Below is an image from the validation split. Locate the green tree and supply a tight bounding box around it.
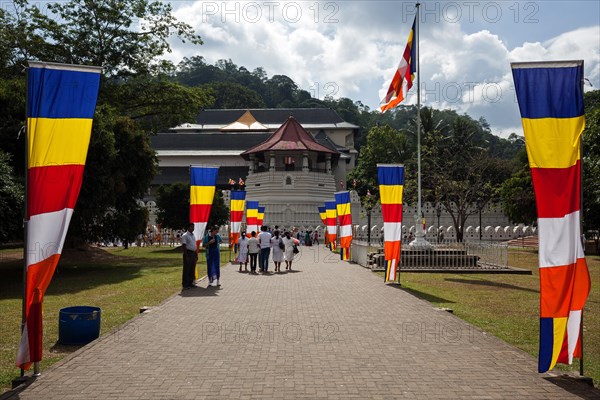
[204,82,265,109]
[19,0,202,76]
[207,190,229,229]
[424,115,512,241]
[583,90,600,253]
[0,150,24,243]
[349,125,409,204]
[499,149,536,224]
[156,182,189,230]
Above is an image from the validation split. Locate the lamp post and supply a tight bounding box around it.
[367,206,372,246]
[436,204,442,243]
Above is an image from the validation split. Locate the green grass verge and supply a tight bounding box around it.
[0,245,228,392]
[379,248,600,387]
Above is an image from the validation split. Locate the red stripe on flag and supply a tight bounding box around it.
[338,214,352,226]
[27,165,85,217]
[531,161,581,218]
[539,258,590,317]
[381,203,403,222]
[230,211,244,221]
[246,217,258,225]
[190,204,212,222]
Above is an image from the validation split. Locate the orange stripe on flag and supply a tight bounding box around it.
[539,258,590,317]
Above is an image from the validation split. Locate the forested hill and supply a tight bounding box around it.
[173,56,524,160]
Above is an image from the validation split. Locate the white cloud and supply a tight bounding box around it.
[166,2,599,138]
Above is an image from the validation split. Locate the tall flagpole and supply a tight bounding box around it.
[410,2,431,248]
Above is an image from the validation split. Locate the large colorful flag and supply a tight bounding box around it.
[379,16,416,112]
[335,191,352,260]
[190,166,219,248]
[229,190,246,248]
[325,201,337,251]
[258,205,265,227]
[246,201,259,236]
[512,60,591,373]
[17,62,102,370]
[377,164,405,283]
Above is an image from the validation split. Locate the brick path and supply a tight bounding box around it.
[6,246,599,399]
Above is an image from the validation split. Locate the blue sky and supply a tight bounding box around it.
[166,1,600,137]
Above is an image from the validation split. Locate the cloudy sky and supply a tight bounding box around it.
[165,1,600,138]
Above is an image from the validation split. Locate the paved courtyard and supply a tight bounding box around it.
[6,246,599,399]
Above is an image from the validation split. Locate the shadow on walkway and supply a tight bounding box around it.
[179,287,220,297]
[393,286,455,305]
[544,376,600,400]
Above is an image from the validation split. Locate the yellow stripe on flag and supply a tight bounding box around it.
[27,118,93,167]
[326,209,336,219]
[550,317,568,370]
[190,186,216,205]
[230,199,245,211]
[247,209,258,218]
[522,116,584,169]
[379,185,404,204]
[336,203,351,216]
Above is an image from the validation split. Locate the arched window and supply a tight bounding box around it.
[285,176,292,185]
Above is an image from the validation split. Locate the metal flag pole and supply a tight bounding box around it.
[20,66,29,379]
[410,2,430,249]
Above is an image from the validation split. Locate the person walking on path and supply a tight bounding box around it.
[258,226,272,273]
[247,231,259,274]
[270,230,284,272]
[181,223,198,290]
[282,231,299,271]
[312,230,319,245]
[237,232,249,272]
[203,225,222,286]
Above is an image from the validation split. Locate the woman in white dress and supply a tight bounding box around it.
[270,230,284,272]
[282,231,300,271]
[237,233,249,272]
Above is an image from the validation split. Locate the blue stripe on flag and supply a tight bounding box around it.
[246,201,259,210]
[325,201,336,210]
[512,66,584,119]
[190,166,219,186]
[27,67,101,119]
[538,317,554,373]
[377,165,405,186]
[335,191,351,205]
[230,190,246,200]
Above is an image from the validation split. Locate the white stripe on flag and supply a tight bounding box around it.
[567,309,582,364]
[327,225,336,234]
[538,210,584,268]
[339,225,352,238]
[194,222,208,243]
[231,222,241,232]
[26,208,73,267]
[383,222,402,242]
[247,225,258,234]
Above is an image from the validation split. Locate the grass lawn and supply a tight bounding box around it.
[382,247,600,387]
[0,245,228,393]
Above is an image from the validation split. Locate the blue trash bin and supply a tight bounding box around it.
[58,306,101,345]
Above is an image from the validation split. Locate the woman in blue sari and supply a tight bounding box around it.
[203,226,222,286]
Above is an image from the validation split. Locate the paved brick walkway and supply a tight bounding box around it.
[6,246,599,399]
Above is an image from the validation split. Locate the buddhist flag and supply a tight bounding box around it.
[318,206,328,246]
[258,205,265,227]
[377,164,404,283]
[335,191,352,260]
[379,16,416,112]
[246,201,259,236]
[190,165,219,249]
[229,190,246,248]
[511,60,591,373]
[325,201,337,251]
[17,62,102,370]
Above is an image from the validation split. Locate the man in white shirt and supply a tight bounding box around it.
[181,223,198,289]
[257,226,272,273]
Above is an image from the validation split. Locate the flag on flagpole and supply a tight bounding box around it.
[229,190,246,248]
[511,60,590,373]
[246,201,259,236]
[228,178,235,185]
[325,201,337,251]
[17,61,102,370]
[318,205,328,246]
[257,206,265,227]
[239,177,245,186]
[189,166,219,279]
[377,164,405,283]
[379,16,416,112]
[335,191,352,260]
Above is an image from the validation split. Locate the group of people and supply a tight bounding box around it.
[235,226,300,273]
[181,223,223,289]
[181,223,309,290]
